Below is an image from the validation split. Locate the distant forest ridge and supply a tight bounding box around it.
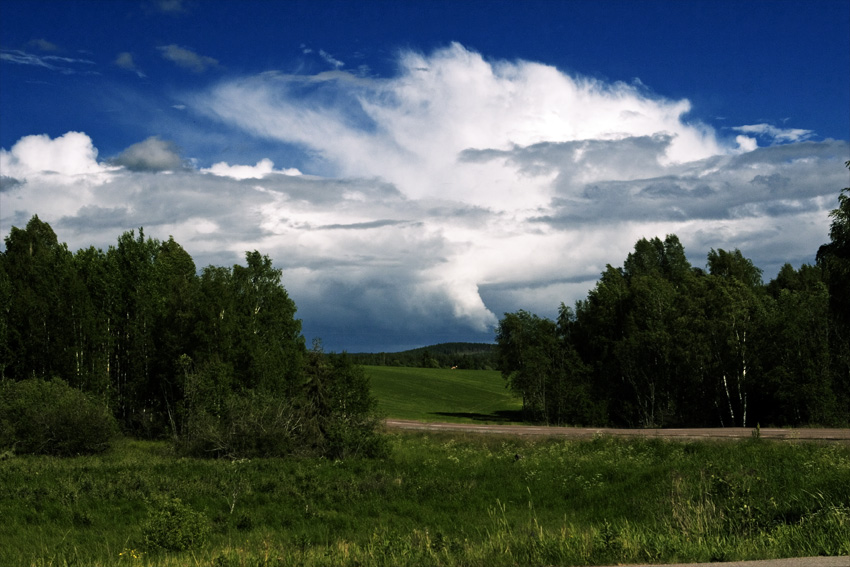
[347,342,497,370]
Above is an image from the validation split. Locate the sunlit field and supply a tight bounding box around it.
[365,365,523,423]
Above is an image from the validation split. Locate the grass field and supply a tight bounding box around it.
[1,434,848,566]
[3,367,849,566]
[364,366,523,423]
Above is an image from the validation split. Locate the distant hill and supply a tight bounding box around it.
[348,342,497,370]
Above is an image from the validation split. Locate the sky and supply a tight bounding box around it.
[1,0,849,352]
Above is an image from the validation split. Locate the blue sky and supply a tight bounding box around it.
[2,0,849,351]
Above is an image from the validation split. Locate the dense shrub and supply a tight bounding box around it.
[177,351,387,459]
[179,390,301,459]
[0,378,119,456]
[142,496,210,551]
[302,352,388,459]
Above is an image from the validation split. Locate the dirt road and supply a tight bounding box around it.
[598,558,849,567]
[384,419,850,442]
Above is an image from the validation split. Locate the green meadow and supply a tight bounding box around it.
[2,366,849,566]
[2,432,849,566]
[364,365,523,423]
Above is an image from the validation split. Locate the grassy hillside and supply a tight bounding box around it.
[365,365,522,423]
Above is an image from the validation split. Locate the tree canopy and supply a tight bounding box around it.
[498,171,850,428]
[0,219,384,458]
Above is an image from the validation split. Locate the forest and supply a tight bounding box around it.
[348,342,497,370]
[497,168,850,428]
[0,219,384,458]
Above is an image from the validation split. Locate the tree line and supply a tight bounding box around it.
[497,167,850,428]
[349,343,496,370]
[0,218,384,458]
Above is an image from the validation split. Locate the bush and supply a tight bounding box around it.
[142,496,210,551]
[303,352,388,459]
[179,390,301,459]
[0,378,119,456]
[177,350,387,459]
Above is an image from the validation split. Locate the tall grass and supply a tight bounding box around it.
[1,434,848,566]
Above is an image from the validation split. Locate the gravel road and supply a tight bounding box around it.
[597,557,849,567]
[596,557,850,567]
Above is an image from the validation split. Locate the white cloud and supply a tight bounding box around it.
[0,49,96,74]
[198,43,721,209]
[319,49,344,69]
[2,43,847,350]
[0,131,112,181]
[736,135,758,152]
[732,123,814,144]
[201,158,302,179]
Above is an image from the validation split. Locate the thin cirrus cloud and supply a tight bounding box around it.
[0,49,96,75]
[732,123,815,144]
[157,44,219,73]
[115,52,146,78]
[1,43,847,350]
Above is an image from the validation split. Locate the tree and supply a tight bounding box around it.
[496,310,556,422]
[150,237,198,433]
[230,251,304,393]
[816,160,850,424]
[1,216,76,382]
[759,268,834,425]
[701,250,766,427]
[106,228,161,432]
[301,344,387,458]
[1,216,386,454]
[614,273,680,426]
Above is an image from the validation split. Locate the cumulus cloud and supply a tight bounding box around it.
[109,136,186,171]
[0,131,110,180]
[197,43,721,210]
[2,44,847,351]
[158,44,219,73]
[202,158,301,179]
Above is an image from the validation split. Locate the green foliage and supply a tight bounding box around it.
[179,388,301,459]
[1,217,384,458]
[0,377,119,456]
[178,348,386,459]
[496,309,599,425]
[142,496,211,551]
[302,348,388,459]
[501,205,850,427]
[816,161,850,424]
